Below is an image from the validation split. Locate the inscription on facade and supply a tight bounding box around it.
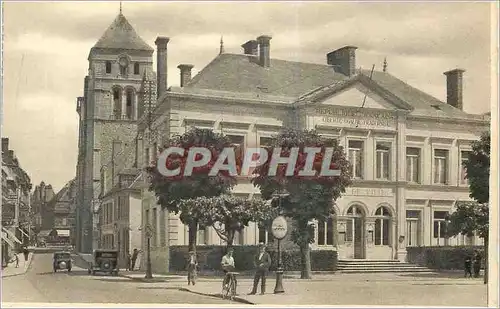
[345,188,394,197]
[315,108,395,128]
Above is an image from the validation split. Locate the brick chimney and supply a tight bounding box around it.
[327,46,358,77]
[2,138,9,154]
[155,37,170,98]
[177,64,194,87]
[443,69,465,110]
[242,40,258,56]
[257,35,272,67]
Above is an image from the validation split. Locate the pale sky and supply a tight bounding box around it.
[1,1,494,192]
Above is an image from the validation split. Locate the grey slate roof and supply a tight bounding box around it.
[185,53,486,121]
[93,13,153,51]
[186,53,348,97]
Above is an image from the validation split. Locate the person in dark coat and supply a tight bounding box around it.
[130,248,139,271]
[186,251,198,286]
[473,250,482,278]
[22,246,29,261]
[249,243,272,295]
[464,255,473,278]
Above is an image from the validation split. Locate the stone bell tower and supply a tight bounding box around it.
[75,12,155,253]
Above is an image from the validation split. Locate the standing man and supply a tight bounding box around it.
[130,248,139,271]
[464,254,473,278]
[249,243,271,295]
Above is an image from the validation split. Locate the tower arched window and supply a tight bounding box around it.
[374,206,391,246]
[105,61,112,74]
[125,88,135,120]
[112,87,122,119]
[134,63,140,75]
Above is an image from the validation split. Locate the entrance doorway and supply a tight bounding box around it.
[346,205,365,259]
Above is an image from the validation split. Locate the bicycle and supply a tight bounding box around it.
[221,271,239,300]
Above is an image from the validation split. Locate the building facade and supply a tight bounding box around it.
[99,168,143,268]
[1,137,32,266]
[74,12,156,253]
[139,37,489,262]
[31,182,56,234]
[78,13,490,265]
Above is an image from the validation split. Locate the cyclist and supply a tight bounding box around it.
[220,247,237,292]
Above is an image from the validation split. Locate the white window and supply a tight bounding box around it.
[197,224,209,245]
[258,225,274,244]
[375,142,391,180]
[433,149,448,184]
[62,218,67,226]
[374,207,391,246]
[317,217,335,246]
[433,211,448,246]
[348,140,364,179]
[460,151,471,185]
[406,210,421,247]
[406,148,420,183]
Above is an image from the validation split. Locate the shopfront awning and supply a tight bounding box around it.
[2,227,21,244]
[1,231,15,248]
[1,165,15,181]
[56,229,70,237]
[37,230,52,237]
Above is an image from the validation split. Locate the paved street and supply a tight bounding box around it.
[123,271,487,306]
[1,253,233,305]
[1,252,488,306]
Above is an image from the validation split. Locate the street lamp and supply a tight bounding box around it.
[271,190,289,294]
[145,224,153,279]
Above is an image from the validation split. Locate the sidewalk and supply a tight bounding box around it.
[119,270,486,306]
[1,253,34,278]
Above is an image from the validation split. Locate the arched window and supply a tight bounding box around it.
[105,61,112,74]
[125,88,135,119]
[112,87,122,119]
[134,63,140,75]
[375,206,391,246]
[346,205,364,242]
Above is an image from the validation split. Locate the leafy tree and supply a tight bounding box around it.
[146,127,238,252]
[252,128,352,279]
[179,194,278,248]
[447,131,490,283]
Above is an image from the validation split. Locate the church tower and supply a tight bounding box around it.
[75,12,157,253]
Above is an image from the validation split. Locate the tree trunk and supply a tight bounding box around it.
[484,236,488,284]
[227,229,234,248]
[188,221,198,253]
[299,243,312,279]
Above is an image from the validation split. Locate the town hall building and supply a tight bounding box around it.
[75,12,490,271]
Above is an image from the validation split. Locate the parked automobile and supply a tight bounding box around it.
[53,251,72,272]
[87,249,119,276]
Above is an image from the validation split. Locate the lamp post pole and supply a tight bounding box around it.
[271,190,289,294]
[145,224,153,279]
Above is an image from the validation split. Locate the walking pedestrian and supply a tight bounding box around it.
[130,248,139,271]
[464,255,473,278]
[249,243,271,295]
[186,251,198,286]
[22,246,29,261]
[473,250,482,278]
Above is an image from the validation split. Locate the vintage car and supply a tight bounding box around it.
[53,251,72,272]
[87,249,119,276]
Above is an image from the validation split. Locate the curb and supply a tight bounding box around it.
[179,288,255,305]
[1,253,34,278]
[117,274,255,304]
